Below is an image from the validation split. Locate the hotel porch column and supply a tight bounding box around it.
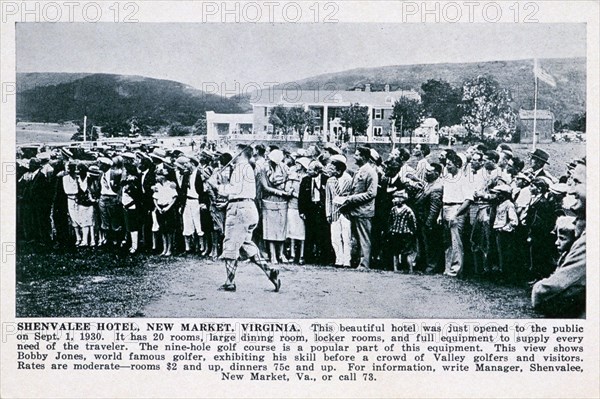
[322,106,329,141]
[367,106,373,141]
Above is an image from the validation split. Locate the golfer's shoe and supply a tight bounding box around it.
[269,269,281,292]
[218,283,236,292]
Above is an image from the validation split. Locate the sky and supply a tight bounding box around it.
[17,23,586,93]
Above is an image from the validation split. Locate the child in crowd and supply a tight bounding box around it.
[492,184,519,282]
[153,170,179,256]
[387,190,417,273]
[553,216,578,268]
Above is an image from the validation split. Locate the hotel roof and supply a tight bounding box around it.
[519,109,555,120]
[249,88,421,107]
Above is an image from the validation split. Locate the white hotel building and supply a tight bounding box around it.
[206,84,439,144]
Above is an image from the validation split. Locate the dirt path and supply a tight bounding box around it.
[15,246,539,318]
[141,257,539,319]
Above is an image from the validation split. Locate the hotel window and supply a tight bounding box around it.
[264,107,270,117]
[373,126,383,136]
[374,108,382,120]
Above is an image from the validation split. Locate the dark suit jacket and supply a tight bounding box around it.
[413,180,443,228]
[179,169,205,207]
[298,174,328,218]
[27,170,49,204]
[140,168,156,212]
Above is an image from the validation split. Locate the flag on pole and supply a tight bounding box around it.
[533,59,557,87]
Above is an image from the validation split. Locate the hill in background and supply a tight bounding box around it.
[16,73,245,129]
[17,72,93,92]
[283,58,585,123]
[17,57,586,133]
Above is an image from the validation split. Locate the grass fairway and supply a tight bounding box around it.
[16,122,76,144]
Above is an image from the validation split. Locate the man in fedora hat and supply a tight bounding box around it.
[413,162,444,274]
[23,158,51,244]
[338,146,379,270]
[526,148,556,183]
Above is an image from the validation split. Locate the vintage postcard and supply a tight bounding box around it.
[1,1,598,398]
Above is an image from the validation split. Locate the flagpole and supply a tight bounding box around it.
[532,59,538,151]
[83,115,87,142]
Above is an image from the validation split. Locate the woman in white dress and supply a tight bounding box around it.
[76,163,96,247]
[259,150,291,264]
[285,157,310,263]
[62,162,81,245]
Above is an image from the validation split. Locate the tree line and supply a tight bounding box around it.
[64,74,584,142]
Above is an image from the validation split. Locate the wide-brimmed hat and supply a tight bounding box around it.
[175,156,190,169]
[268,149,284,164]
[369,148,381,163]
[98,157,113,167]
[330,154,347,165]
[88,165,102,177]
[36,152,51,161]
[549,183,568,195]
[150,148,168,162]
[295,157,311,170]
[187,155,199,166]
[122,152,136,161]
[324,143,343,155]
[529,148,550,164]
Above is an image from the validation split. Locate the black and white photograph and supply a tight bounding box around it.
[13,20,588,319]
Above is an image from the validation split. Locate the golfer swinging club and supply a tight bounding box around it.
[213,144,281,292]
